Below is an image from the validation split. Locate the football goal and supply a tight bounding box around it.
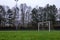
[38,21,50,32]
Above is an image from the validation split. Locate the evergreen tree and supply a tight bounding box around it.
[31,8,38,27]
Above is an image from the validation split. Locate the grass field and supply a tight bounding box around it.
[0,31,60,40]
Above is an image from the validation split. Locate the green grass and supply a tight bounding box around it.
[0,31,60,40]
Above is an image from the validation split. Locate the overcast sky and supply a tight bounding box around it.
[0,0,60,9]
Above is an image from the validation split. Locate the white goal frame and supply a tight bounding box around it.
[38,21,50,32]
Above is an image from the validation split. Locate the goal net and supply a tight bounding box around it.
[38,21,50,32]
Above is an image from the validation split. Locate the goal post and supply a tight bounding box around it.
[38,21,51,32]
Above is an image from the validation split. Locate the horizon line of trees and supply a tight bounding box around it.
[0,3,60,30]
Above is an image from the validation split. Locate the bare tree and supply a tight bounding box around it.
[0,5,6,27]
[20,4,25,27]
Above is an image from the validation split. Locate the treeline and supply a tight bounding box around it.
[0,4,60,30]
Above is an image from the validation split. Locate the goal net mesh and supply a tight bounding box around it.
[38,21,50,32]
